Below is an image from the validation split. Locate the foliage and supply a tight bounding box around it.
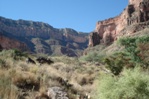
[103,36,149,75]
[103,52,134,75]
[118,36,149,65]
[11,49,28,60]
[94,67,149,99]
[0,52,101,99]
[0,70,19,99]
[0,59,7,69]
[137,43,149,66]
[0,49,28,60]
[80,51,105,62]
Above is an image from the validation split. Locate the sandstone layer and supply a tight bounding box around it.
[88,0,149,47]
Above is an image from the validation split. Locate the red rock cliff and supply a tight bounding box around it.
[0,35,29,51]
[88,0,149,47]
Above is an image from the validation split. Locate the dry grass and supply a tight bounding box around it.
[0,50,102,99]
[0,69,19,99]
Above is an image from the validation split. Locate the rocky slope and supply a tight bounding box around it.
[0,16,88,56]
[0,34,28,51]
[88,0,149,47]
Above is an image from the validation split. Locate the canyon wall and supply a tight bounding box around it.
[88,0,149,47]
[0,17,88,56]
[0,34,28,51]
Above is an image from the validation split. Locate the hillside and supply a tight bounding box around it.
[0,0,149,99]
[0,49,103,99]
[0,16,89,57]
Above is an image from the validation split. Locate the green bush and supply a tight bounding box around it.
[94,67,149,99]
[118,36,149,65]
[103,52,134,75]
[11,49,28,60]
[0,49,28,60]
[137,43,149,66]
[80,52,105,62]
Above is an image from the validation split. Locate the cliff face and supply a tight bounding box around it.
[0,33,28,51]
[89,11,127,47]
[129,0,142,7]
[0,17,88,56]
[89,0,149,47]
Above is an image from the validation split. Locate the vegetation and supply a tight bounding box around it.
[118,36,149,66]
[102,36,149,75]
[80,44,106,63]
[11,49,28,60]
[0,70,19,99]
[92,36,149,99]
[0,49,101,99]
[0,49,28,60]
[80,51,105,63]
[94,67,149,99]
[0,59,7,69]
[0,35,149,99]
[137,43,149,66]
[103,52,133,75]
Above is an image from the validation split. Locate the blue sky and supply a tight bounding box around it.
[0,0,128,32]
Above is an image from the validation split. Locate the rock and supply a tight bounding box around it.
[26,57,36,64]
[88,32,101,47]
[36,57,54,65]
[47,87,68,99]
[0,34,29,51]
[88,0,149,47]
[0,17,88,57]
[90,16,122,47]
[60,47,77,57]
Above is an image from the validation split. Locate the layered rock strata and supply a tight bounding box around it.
[0,17,88,56]
[88,0,149,47]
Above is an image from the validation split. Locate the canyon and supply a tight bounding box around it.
[0,16,88,57]
[0,0,149,57]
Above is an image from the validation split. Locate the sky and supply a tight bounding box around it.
[0,0,128,32]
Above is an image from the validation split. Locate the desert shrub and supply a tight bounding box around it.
[0,70,19,99]
[0,49,28,60]
[77,75,95,86]
[118,36,149,65]
[0,50,13,58]
[12,71,40,91]
[80,51,105,62]
[103,36,149,75]
[0,59,8,69]
[94,67,149,99]
[11,49,28,60]
[103,52,134,75]
[137,43,149,66]
[53,55,75,63]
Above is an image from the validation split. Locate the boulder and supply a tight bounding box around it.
[36,57,54,65]
[47,87,68,99]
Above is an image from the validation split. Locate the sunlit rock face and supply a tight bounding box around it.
[88,12,127,47]
[88,0,149,47]
[129,0,142,7]
[0,17,89,57]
